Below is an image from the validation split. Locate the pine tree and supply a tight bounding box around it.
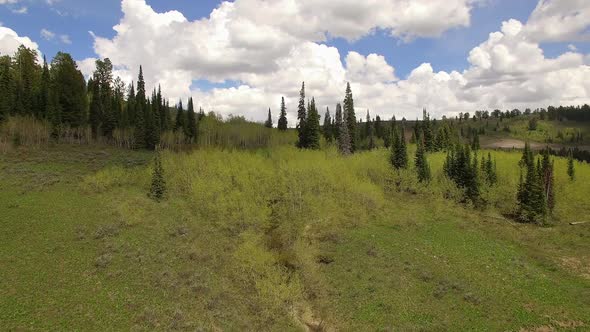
[323,107,332,142]
[0,55,14,122]
[148,152,166,201]
[540,148,555,213]
[186,97,197,142]
[567,149,575,180]
[37,56,50,119]
[127,81,136,126]
[305,98,321,150]
[374,115,383,139]
[444,144,480,204]
[415,137,431,182]
[134,66,147,149]
[517,147,547,224]
[334,103,343,141]
[343,82,356,151]
[296,82,307,148]
[338,111,352,155]
[49,52,86,127]
[277,97,288,131]
[367,118,375,150]
[174,100,186,133]
[421,109,434,151]
[265,108,273,128]
[390,125,408,170]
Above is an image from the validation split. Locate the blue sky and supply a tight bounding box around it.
[2,0,585,81]
[1,0,589,121]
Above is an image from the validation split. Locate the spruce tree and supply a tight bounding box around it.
[277,97,288,131]
[186,97,197,142]
[127,81,136,126]
[133,66,147,149]
[305,98,321,150]
[149,152,166,201]
[334,103,343,141]
[0,55,14,122]
[265,108,273,128]
[367,119,375,150]
[338,111,352,155]
[415,137,431,182]
[37,56,50,119]
[296,82,307,148]
[343,82,356,151]
[323,107,332,142]
[567,149,575,180]
[421,109,434,151]
[390,125,408,170]
[517,147,547,224]
[89,78,102,137]
[174,100,186,133]
[49,52,86,127]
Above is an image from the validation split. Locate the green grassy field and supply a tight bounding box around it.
[1,144,589,331]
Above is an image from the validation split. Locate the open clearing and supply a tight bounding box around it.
[1,145,589,331]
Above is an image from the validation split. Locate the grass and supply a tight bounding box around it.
[1,144,589,330]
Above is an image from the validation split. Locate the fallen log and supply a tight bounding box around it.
[570,221,589,225]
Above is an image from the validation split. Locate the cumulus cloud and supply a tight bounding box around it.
[81,0,589,122]
[0,26,41,59]
[525,0,590,42]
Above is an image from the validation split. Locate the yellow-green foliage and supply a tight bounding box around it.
[3,145,590,330]
[508,118,589,144]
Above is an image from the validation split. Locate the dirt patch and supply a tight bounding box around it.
[560,256,590,280]
[483,138,590,152]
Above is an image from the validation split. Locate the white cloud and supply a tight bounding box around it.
[568,44,577,51]
[525,0,590,42]
[41,28,55,41]
[11,6,27,14]
[59,34,71,44]
[0,26,41,60]
[81,0,590,122]
[0,0,18,4]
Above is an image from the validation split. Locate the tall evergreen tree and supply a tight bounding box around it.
[323,107,332,142]
[186,97,197,142]
[338,111,352,155]
[127,81,136,126]
[13,46,40,116]
[517,147,547,224]
[374,115,383,139]
[305,98,321,150]
[49,52,86,127]
[37,56,50,119]
[567,149,575,180]
[390,124,408,170]
[343,82,356,151]
[334,103,343,141]
[264,108,273,128]
[134,66,147,149]
[415,138,431,182]
[149,152,166,201]
[296,82,307,148]
[89,78,101,137]
[277,97,288,131]
[0,55,14,122]
[174,100,186,133]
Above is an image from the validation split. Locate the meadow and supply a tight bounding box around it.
[1,143,589,331]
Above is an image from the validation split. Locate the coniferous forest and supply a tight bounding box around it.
[2,45,590,330]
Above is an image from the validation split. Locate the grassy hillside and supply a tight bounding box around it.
[1,145,589,330]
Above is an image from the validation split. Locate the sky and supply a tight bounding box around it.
[1,0,589,123]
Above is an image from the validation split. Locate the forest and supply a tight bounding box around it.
[1,46,590,330]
